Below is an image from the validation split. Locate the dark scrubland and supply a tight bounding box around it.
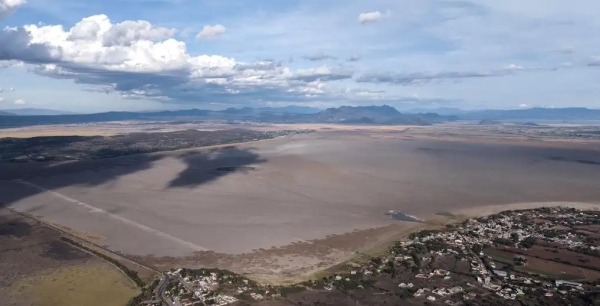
[0,129,312,163]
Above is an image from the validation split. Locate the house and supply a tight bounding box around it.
[555,280,583,288]
[434,269,447,275]
[493,270,508,277]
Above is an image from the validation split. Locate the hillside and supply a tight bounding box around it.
[0,111,15,116]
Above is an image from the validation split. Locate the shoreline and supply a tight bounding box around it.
[252,201,600,284]
[134,201,600,285]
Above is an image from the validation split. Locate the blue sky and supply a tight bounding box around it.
[1,0,599,112]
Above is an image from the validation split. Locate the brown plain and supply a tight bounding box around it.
[1,125,600,283]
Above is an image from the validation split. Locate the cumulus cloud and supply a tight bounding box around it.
[13,98,25,105]
[0,97,4,102]
[0,0,25,20]
[589,56,600,66]
[196,24,226,40]
[303,52,336,61]
[0,15,358,105]
[519,104,528,108]
[358,11,389,24]
[99,19,175,47]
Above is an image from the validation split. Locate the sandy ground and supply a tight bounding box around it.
[2,130,600,281]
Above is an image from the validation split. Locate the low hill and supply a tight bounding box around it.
[0,111,15,116]
[465,107,600,121]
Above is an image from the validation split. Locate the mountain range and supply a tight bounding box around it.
[0,105,457,128]
[2,106,600,128]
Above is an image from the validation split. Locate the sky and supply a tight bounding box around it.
[0,0,599,113]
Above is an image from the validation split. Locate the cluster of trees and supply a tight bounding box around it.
[519,236,537,248]
[493,237,514,246]
[424,238,450,252]
[513,255,528,266]
[127,279,160,306]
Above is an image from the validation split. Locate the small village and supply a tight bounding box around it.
[152,207,600,305]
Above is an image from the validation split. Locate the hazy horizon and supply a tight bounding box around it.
[3,105,600,116]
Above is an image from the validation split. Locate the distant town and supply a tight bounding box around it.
[130,207,600,305]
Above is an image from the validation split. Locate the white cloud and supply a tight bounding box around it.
[519,103,528,108]
[505,64,524,70]
[0,15,358,105]
[14,98,25,105]
[196,24,226,40]
[66,15,176,46]
[9,87,14,91]
[358,11,388,24]
[0,0,25,20]
[0,97,4,102]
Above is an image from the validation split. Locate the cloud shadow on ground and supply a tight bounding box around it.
[547,156,600,166]
[0,146,267,208]
[0,153,164,208]
[167,146,266,188]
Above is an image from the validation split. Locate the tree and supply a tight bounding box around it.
[511,233,519,243]
[519,236,536,249]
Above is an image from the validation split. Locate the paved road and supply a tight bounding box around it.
[156,274,171,306]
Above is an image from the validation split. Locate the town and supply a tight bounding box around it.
[130,207,600,305]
